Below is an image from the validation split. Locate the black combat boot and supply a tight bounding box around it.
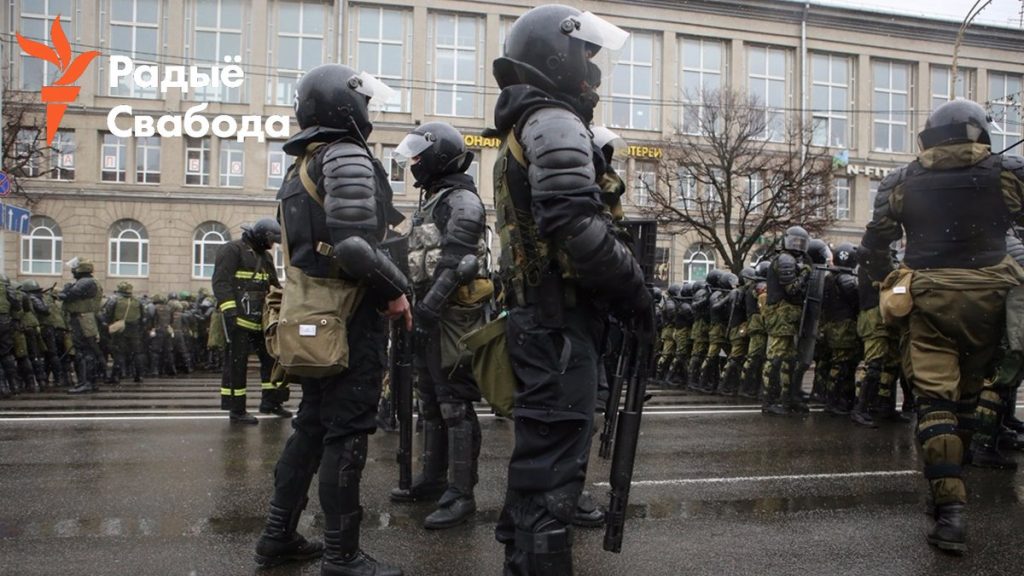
[969,437,1018,470]
[321,510,403,576]
[260,402,294,418]
[255,501,323,567]
[424,405,479,529]
[0,374,10,399]
[230,410,259,425]
[927,503,967,554]
[390,419,448,503]
[719,359,741,396]
[571,491,604,528]
[519,521,574,576]
[850,377,878,428]
[761,360,789,416]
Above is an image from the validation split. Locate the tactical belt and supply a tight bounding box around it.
[512,280,577,310]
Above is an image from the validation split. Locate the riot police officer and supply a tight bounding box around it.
[859,99,1024,553]
[821,243,861,417]
[213,218,284,423]
[253,64,409,576]
[0,274,21,398]
[667,283,696,387]
[388,122,490,530]
[687,279,711,390]
[762,227,812,415]
[60,258,104,395]
[738,261,770,398]
[655,285,681,382]
[103,282,145,384]
[701,269,734,393]
[721,268,754,395]
[491,7,649,573]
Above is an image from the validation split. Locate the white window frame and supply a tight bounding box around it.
[14,129,43,178]
[431,13,483,118]
[381,146,406,194]
[680,37,725,136]
[19,1,71,90]
[101,133,127,183]
[608,32,658,131]
[20,216,63,276]
[633,161,656,207]
[108,219,150,278]
[748,45,788,142]
[266,141,288,189]
[135,136,161,184]
[49,129,76,181]
[989,71,1023,155]
[746,172,764,213]
[930,65,973,111]
[351,5,410,112]
[834,177,850,220]
[192,221,231,279]
[269,0,327,106]
[685,248,714,281]
[185,137,211,186]
[109,0,160,98]
[872,60,912,153]
[191,0,245,103]
[811,53,851,149]
[219,140,245,187]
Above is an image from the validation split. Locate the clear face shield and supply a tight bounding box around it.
[349,71,398,113]
[394,132,436,168]
[66,256,80,271]
[591,126,627,159]
[561,11,629,52]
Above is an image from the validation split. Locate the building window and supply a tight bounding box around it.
[109,219,149,277]
[20,216,63,275]
[269,0,326,106]
[872,60,912,153]
[352,5,410,112]
[466,150,481,184]
[101,133,127,182]
[498,17,514,56]
[930,66,973,110]
[192,221,231,279]
[273,245,287,281]
[834,177,850,220]
[654,246,671,286]
[633,161,656,206]
[192,0,245,102]
[135,136,161,184]
[608,32,658,131]
[748,45,788,142]
[14,129,43,178]
[990,72,1023,155]
[219,140,245,187]
[811,53,850,148]
[267,141,288,189]
[432,13,482,117]
[869,180,880,215]
[382,146,406,194]
[684,247,714,281]
[680,37,725,135]
[19,1,70,90]
[49,130,75,180]
[109,0,160,98]
[185,137,211,186]
[746,172,764,213]
[678,169,697,210]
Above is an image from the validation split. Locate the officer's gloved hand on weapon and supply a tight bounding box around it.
[413,254,480,334]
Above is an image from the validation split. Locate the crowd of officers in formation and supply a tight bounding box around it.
[0,264,231,398]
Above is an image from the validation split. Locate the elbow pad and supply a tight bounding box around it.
[335,236,409,301]
[561,215,644,300]
[440,190,487,268]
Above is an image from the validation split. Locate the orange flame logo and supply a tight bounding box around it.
[16,15,100,146]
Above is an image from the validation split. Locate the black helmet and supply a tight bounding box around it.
[834,242,857,269]
[721,272,739,290]
[919,99,992,150]
[396,122,473,186]
[740,266,757,282]
[782,226,810,253]
[294,64,392,138]
[692,280,707,294]
[651,286,663,301]
[242,218,282,251]
[705,269,725,289]
[755,260,770,280]
[808,238,830,265]
[667,284,683,298]
[494,5,626,94]
[21,279,41,292]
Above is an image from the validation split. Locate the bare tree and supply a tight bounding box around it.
[2,88,56,204]
[638,88,836,274]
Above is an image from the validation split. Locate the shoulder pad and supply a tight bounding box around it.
[321,141,377,233]
[520,107,596,201]
[877,165,908,197]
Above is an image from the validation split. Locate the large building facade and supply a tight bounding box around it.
[2,0,1023,293]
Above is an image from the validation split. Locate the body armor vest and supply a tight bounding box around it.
[673,301,694,327]
[0,286,12,316]
[115,296,142,323]
[42,294,66,329]
[64,278,103,314]
[767,253,806,306]
[744,283,762,316]
[154,303,173,330]
[823,272,859,322]
[902,155,1008,269]
[20,293,40,328]
[408,187,490,290]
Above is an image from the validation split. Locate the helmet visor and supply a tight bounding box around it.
[354,71,398,110]
[564,12,629,52]
[394,133,435,167]
[591,126,627,157]
[784,235,809,253]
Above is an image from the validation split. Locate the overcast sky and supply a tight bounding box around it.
[788,0,1023,28]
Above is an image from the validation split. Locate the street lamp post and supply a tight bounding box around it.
[951,0,994,99]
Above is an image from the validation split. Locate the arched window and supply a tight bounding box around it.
[684,246,714,281]
[108,219,149,277]
[193,221,231,279]
[20,216,63,275]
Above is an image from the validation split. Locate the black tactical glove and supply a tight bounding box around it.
[223,308,239,327]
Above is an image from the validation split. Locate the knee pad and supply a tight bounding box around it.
[320,434,368,489]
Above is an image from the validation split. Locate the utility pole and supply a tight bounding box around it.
[951,0,993,98]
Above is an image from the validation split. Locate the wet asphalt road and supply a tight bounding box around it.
[1,377,1023,576]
